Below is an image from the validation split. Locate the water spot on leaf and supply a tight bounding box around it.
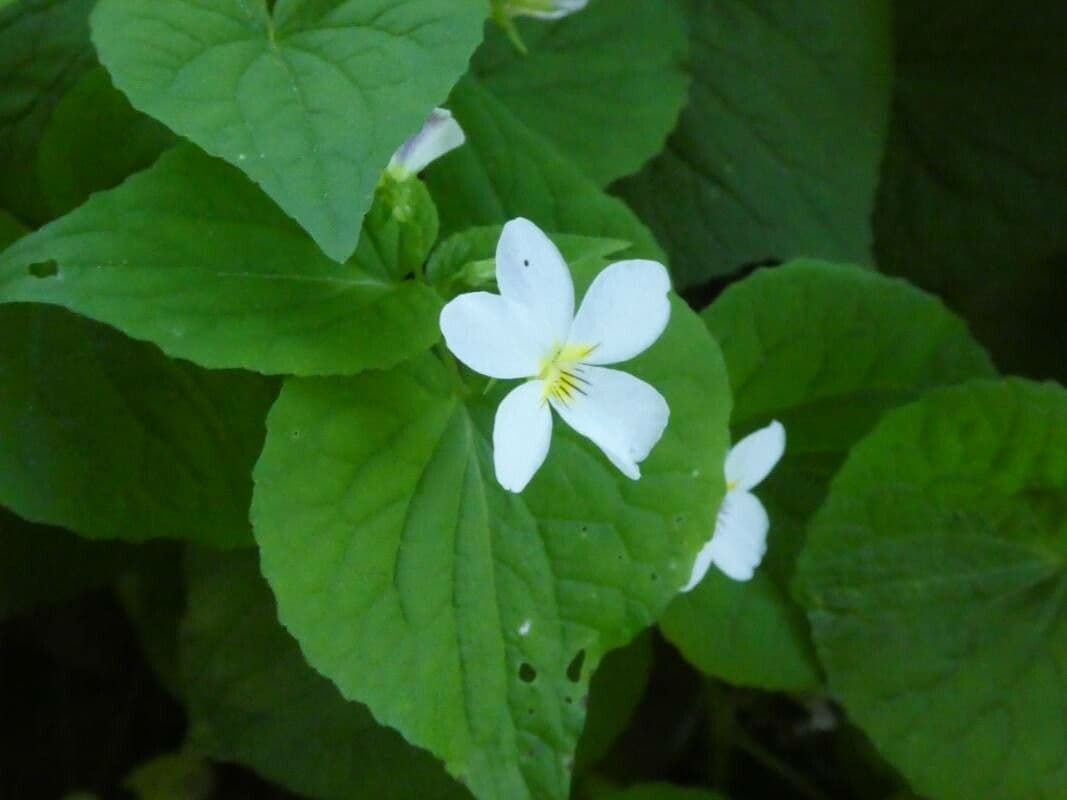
[566,650,585,683]
[519,662,537,683]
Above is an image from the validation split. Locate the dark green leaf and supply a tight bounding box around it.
[0,0,96,224]
[37,66,174,217]
[617,0,892,287]
[181,547,470,800]
[425,78,664,262]
[472,0,688,185]
[0,304,274,545]
[798,379,1067,800]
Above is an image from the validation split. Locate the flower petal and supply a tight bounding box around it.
[388,108,466,179]
[496,218,574,344]
[507,0,589,19]
[549,366,669,479]
[725,420,786,491]
[494,380,553,493]
[568,259,671,365]
[689,490,769,585]
[439,292,544,379]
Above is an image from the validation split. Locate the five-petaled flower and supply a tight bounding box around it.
[682,421,786,588]
[387,108,465,182]
[439,218,672,493]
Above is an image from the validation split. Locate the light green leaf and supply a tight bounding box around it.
[0,509,145,619]
[91,0,487,262]
[617,0,893,287]
[873,2,1067,380]
[181,547,470,800]
[0,304,274,545]
[252,256,731,800]
[37,66,174,217]
[425,77,664,261]
[0,0,96,225]
[0,146,443,376]
[797,378,1067,800]
[662,261,996,691]
[472,0,688,185]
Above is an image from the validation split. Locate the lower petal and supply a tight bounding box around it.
[493,380,553,493]
[549,366,669,479]
[704,490,769,583]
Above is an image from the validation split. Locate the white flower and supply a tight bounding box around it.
[387,108,465,181]
[439,218,672,493]
[503,0,589,19]
[681,421,786,589]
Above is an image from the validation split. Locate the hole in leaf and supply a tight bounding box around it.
[566,650,585,683]
[519,662,537,683]
[28,260,58,278]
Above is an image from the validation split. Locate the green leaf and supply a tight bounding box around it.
[425,77,664,262]
[426,226,631,297]
[252,258,732,800]
[661,261,996,691]
[0,146,444,376]
[0,509,145,619]
[37,66,174,217]
[0,304,274,545]
[122,753,213,800]
[91,0,488,262]
[0,0,97,225]
[583,782,724,800]
[873,2,1067,380]
[616,0,893,288]
[576,631,653,769]
[797,378,1067,800]
[181,547,470,800]
[471,0,689,185]
[0,209,26,248]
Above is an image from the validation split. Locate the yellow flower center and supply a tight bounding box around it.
[538,342,595,405]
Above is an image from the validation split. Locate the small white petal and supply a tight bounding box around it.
[440,292,544,379]
[494,381,553,492]
[507,0,589,19]
[707,490,769,582]
[725,420,786,492]
[549,366,669,479]
[496,218,574,345]
[568,260,671,365]
[388,108,466,179]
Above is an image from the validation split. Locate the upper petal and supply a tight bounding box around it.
[724,420,786,491]
[439,292,544,379]
[567,259,671,365]
[388,108,466,179]
[705,490,769,582]
[494,380,553,493]
[549,366,669,479]
[495,218,575,344]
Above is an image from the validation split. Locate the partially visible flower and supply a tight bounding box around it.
[682,421,786,589]
[439,218,672,493]
[503,0,589,19]
[387,108,465,182]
